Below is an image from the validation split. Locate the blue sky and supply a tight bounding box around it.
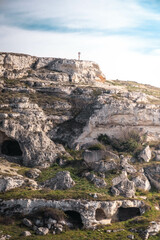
[0,0,160,87]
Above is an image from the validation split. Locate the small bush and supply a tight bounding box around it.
[88,143,105,151]
[98,130,142,154]
[30,207,67,222]
[0,216,15,225]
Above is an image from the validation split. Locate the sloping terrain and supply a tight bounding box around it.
[0,52,160,239]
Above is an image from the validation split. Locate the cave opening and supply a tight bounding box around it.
[117,207,141,221]
[1,140,22,157]
[95,208,106,221]
[64,210,83,229]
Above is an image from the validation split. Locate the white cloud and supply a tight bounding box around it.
[2,0,160,31]
[1,1,160,88]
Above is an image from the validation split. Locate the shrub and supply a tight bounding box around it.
[0,216,15,225]
[98,130,142,154]
[88,143,105,151]
[30,207,67,222]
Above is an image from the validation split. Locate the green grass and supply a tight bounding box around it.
[0,160,122,201]
[0,218,144,240]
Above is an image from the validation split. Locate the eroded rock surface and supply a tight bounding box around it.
[111,171,135,198]
[0,198,145,228]
[42,171,75,190]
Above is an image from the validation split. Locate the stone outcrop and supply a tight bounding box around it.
[36,227,49,235]
[144,221,160,239]
[42,171,75,190]
[25,168,42,179]
[144,164,160,190]
[83,172,107,188]
[0,175,38,192]
[91,159,118,173]
[0,198,145,228]
[120,156,137,174]
[132,173,151,192]
[83,150,119,165]
[0,97,64,167]
[111,171,135,198]
[138,146,152,162]
[1,52,160,237]
[0,52,105,84]
[1,52,160,168]
[0,175,24,192]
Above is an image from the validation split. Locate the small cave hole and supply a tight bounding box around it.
[1,140,22,157]
[117,207,141,221]
[65,210,83,229]
[95,208,106,221]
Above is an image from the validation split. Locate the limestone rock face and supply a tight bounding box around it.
[138,146,152,162]
[0,198,145,228]
[0,53,37,79]
[42,171,75,190]
[0,52,105,84]
[46,59,105,84]
[0,175,24,192]
[0,97,61,167]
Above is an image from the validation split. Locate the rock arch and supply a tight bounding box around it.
[95,208,106,221]
[64,210,83,229]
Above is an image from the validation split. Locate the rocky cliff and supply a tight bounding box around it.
[1,52,160,240]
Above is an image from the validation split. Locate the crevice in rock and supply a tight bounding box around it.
[117,207,141,221]
[95,208,106,221]
[64,210,83,229]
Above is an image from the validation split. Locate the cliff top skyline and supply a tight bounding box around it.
[0,0,160,87]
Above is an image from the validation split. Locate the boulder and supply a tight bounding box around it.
[144,164,160,190]
[132,173,151,192]
[91,160,118,173]
[22,218,33,228]
[21,231,32,237]
[83,150,119,165]
[112,171,128,186]
[120,156,137,174]
[25,168,41,179]
[138,146,152,162]
[127,235,134,240]
[83,150,105,164]
[84,172,107,188]
[36,227,49,235]
[144,221,160,239]
[154,150,160,161]
[0,175,24,192]
[111,171,135,198]
[43,171,75,190]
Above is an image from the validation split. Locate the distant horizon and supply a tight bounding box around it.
[0,0,160,87]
